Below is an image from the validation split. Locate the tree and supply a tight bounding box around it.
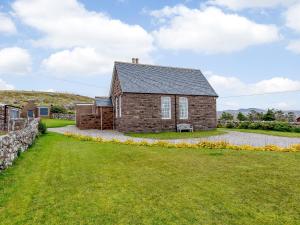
[263,109,276,121]
[248,110,263,121]
[220,112,234,121]
[287,112,296,122]
[275,110,286,121]
[237,112,247,121]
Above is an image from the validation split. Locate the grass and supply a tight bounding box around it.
[41,118,75,128]
[0,131,6,136]
[126,129,227,139]
[0,133,299,224]
[220,128,300,138]
[0,90,93,108]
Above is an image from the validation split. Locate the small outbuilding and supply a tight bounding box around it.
[21,100,51,118]
[297,117,300,123]
[76,97,113,130]
[0,104,21,131]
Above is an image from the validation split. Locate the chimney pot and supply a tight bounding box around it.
[132,58,139,64]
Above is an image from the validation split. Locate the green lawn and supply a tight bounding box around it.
[126,129,226,139]
[41,118,75,128]
[0,131,6,136]
[220,128,300,138]
[1,133,299,224]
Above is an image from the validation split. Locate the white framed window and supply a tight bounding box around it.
[115,97,119,118]
[119,96,122,118]
[39,107,49,117]
[161,96,171,119]
[10,109,20,119]
[179,97,188,119]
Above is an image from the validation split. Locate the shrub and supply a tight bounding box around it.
[225,122,236,129]
[259,122,274,130]
[292,127,300,133]
[248,122,261,129]
[38,121,47,134]
[238,121,250,129]
[273,122,292,132]
[51,105,67,114]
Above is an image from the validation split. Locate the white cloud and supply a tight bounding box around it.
[206,72,300,96]
[42,47,113,76]
[286,2,300,32]
[0,47,31,75]
[152,6,280,54]
[0,79,15,90]
[286,40,300,53]
[12,0,154,72]
[285,2,300,53]
[210,0,299,10]
[0,13,17,34]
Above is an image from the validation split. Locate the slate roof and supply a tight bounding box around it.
[95,97,112,107]
[114,62,218,97]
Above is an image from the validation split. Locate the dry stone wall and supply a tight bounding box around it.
[0,119,39,171]
[52,113,75,120]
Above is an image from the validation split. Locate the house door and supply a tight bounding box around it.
[27,110,34,118]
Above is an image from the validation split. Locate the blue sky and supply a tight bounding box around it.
[0,0,300,110]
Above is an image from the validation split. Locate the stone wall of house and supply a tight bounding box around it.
[115,93,217,133]
[0,105,25,132]
[7,119,29,132]
[52,113,75,121]
[0,106,6,131]
[0,119,39,171]
[76,106,113,130]
[21,100,38,118]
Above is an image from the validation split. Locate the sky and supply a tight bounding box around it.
[0,0,300,111]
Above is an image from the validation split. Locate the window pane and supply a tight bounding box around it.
[28,110,34,118]
[161,97,171,119]
[179,97,188,119]
[115,97,118,118]
[10,109,19,119]
[40,108,49,116]
[119,96,122,118]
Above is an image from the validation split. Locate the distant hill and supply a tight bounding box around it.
[218,108,300,118]
[0,90,94,110]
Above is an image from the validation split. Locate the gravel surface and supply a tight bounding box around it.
[49,126,300,147]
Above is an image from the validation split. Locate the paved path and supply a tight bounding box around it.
[49,126,300,147]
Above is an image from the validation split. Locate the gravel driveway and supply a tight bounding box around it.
[49,125,300,147]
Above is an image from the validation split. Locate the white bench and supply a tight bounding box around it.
[177,124,193,132]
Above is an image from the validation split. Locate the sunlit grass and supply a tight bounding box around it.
[1,133,299,224]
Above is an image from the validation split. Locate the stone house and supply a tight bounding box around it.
[297,117,300,123]
[21,100,51,118]
[76,59,218,133]
[0,104,22,132]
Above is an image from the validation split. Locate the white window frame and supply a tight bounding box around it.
[179,97,188,120]
[38,107,49,117]
[161,96,171,119]
[119,96,122,118]
[10,108,20,120]
[115,97,119,118]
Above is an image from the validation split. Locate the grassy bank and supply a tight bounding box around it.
[0,133,299,224]
[42,119,75,128]
[220,128,300,138]
[126,129,226,139]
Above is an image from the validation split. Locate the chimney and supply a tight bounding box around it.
[132,58,139,64]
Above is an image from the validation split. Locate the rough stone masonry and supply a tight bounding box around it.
[0,119,39,171]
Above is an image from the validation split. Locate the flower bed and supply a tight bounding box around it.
[64,132,300,153]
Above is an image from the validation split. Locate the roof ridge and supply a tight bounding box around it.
[95,96,111,98]
[114,61,203,72]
